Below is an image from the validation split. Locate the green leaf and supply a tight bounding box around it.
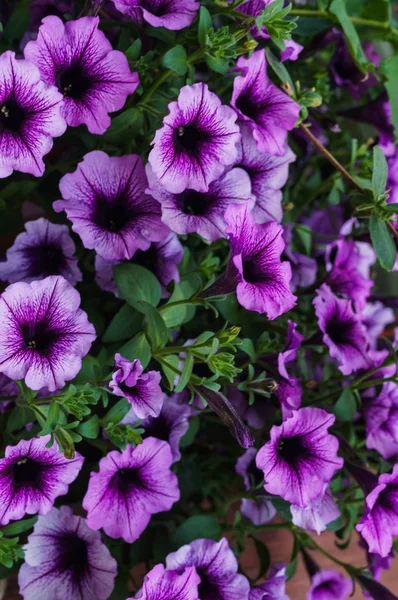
[161,355,179,390]
[265,49,295,97]
[1,516,37,537]
[103,108,144,143]
[369,213,397,271]
[6,406,35,433]
[175,352,194,393]
[118,332,152,368]
[334,387,357,422]
[138,301,168,350]
[171,516,221,548]
[329,0,371,71]
[77,415,100,439]
[102,398,131,426]
[380,56,398,145]
[103,304,143,343]
[252,536,270,580]
[372,146,388,199]
[162,45,188,75]
[161,285,188,328]
[3,1,30,40]
[39,401,60,436]
[180,415,200,448]
[206,55,230,75]
[114,264,161,309]
[125,39,142,61]
[198,6,212,46]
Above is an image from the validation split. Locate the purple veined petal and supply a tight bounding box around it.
[83,437,180,543]
[362,301,395,348]
[291,486,340,535]
[54,151,168,261]
[0,276,96,392]
[364,383,398,460]
[256,407,343,508]
[149,83,241,194]
[240,498,276,526]
[24,16,139,134]
[307,569,353,600]
[0,218,82,286]
[130,564,200,600]
[112,0,199,30]
[0,51,66,179]
[249,563,289,600]
[19,506,117,600]
[231,50,300,156]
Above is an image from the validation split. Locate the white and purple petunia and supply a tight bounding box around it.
[54,151,168,261]
[19,506,117,600]
[364,382,398,460]
[0,436,83,526]
[149,83,241,194]
[109,354,163,419]
[235,124,296,224]
[83,437,180,543]
[166,537,250,600]
[0,51,66,179]
[128,564,200,600]
[0,275,96,392]
[313,284,372,375]
[112,0,200,30]
[256,407,343,508]
[231,50,300,156]
[249,564,289,600]
[290,486,340,535]
[146,163,251,242]
[357,463,398,558]
[307,569,353,600]
[0,218,82,286]
[24,16,139,134]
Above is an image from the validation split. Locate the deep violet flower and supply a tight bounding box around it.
[0,276,96,392]
[109,354,163,420]
[307,569,353,600]
[313,284,372,376]
[357,575,398,600]
[29,0,75,30]
[166,538,250,600]
[203,202,296,318]
[291,486,340,535]
[19,506,117,600]
[54,151,168,261]
[0,373,18,399]
[364,383,398,460]
[112,0,199,30]
[357,463,398,557]
[235,124,296,223]
[330,35,380,100]
[249,564,289,600]
[124,395,191,463]
[0,218,82,286]
[281,40,304,62]
[362,301,395,347]
[256,407,343,507]
[83,437,179,543]
[0,436,83,526]
[24,16,139,134]
[236,448,276,526]
[236,0,271,17]
[95,231,183,297]
[148,83,240,194]
[231,50,300,156]
[0,51,65,179]
[146,164,251,242]
[283,225,317,292]
[129,564,200,600]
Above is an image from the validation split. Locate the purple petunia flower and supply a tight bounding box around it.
[313,284,372,375]
[236,0,272,17]
[149,83,240,194]
[24,16,139,134]
[364,383,398,460]
[249,564,289,600]
[281,40,304,62]
[166,538,250,600]
[0,51,66,179]
[330,34,380,100]
[109,354,163,419]
[54,151,168,261]
[146,163,251,242]
[128,564,200,600]
[235,124,296,223]
[357,575,398,600]
[0,373,18,398]
[112,0,199,30]
[283,225,317,292]
[29,0,75,30]
[256,407,343,507]
[291,486,340,535]
[362,301,395,348]
[19,506,117,600]
[231,50,300,156]
[83,437,179,543]
[0,436,83,526]
[357,463,398,557]
[0,276,96,392]
[0,218,82,286]
[124,395,191,463]
[307,569,353,600]
[236,448,276,526]
[95,231,183,298]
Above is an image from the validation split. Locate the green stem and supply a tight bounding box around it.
[352,359,395,388]
[158,298,203,312]
[290,8,395,33]
[307,535,356,571]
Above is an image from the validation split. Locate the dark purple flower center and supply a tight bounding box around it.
[111,467,144,492]
[277,435,309,464]
[141,0,169,16]
[236,92,258,120]
[92,195,132,232]
[12,457,42,486]
[177,190,208,216]
[143,416,170,442]
[0,99,26,132]
[57,534,90,579]
[325,313,353,346]
[175,126,205,154]
[133,246,158,272]
[56,64,90,100]
[247,458,263,487]
[313,579,341,597]
[21,322,60,352]
[23,244,66,278]
[242,257,267,284]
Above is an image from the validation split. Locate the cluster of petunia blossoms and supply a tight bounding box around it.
[0,0,397,599]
